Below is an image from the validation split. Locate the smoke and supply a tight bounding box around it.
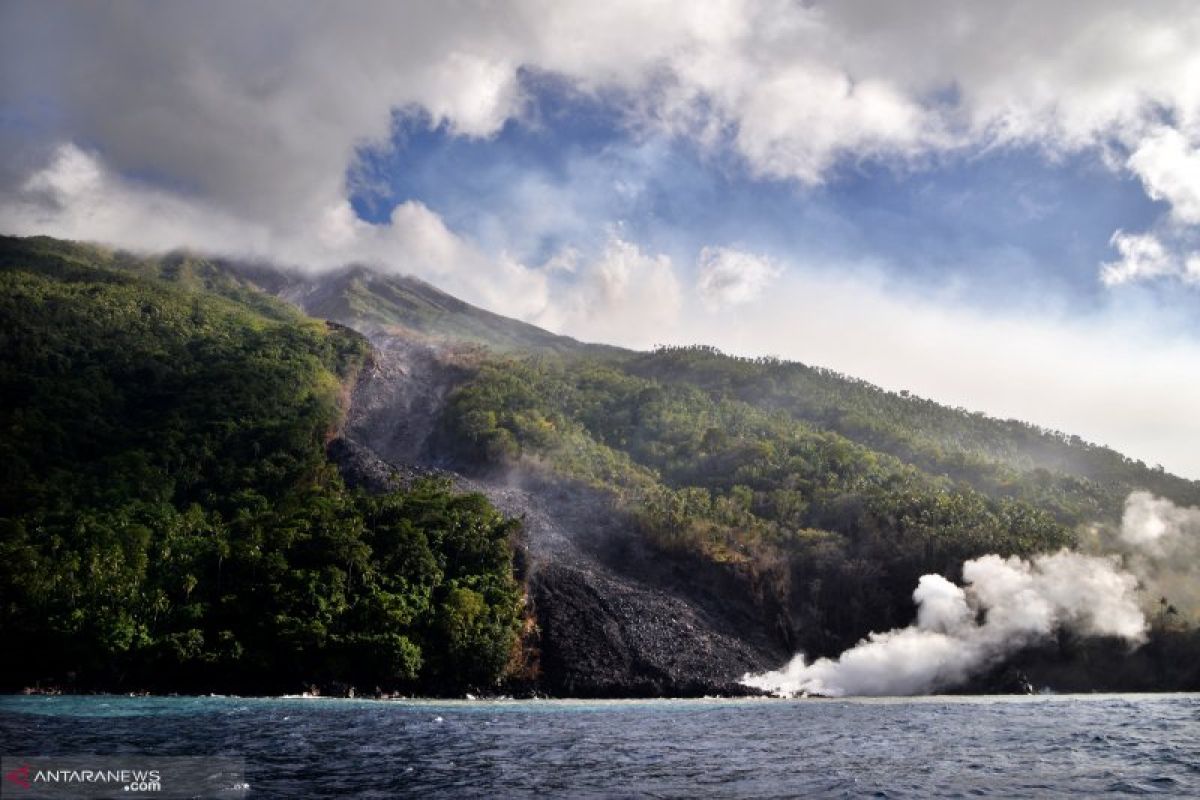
[745,491,1200,696]
[1085,491,1200,619]
[743,549,1147,697]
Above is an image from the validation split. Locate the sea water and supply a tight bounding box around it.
[1,693,1197,797]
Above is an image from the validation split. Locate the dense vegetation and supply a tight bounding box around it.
[0,237,521,694]
[441,355,1083,654]
[629,346,1200,524]
[441,352,1200,662]
[2,234,1196,694]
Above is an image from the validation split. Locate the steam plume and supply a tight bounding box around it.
[1084,491,1200,619]
[745,491,1200,696]
[743,550,1146,698]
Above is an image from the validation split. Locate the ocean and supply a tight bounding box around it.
[1,694,1197,798]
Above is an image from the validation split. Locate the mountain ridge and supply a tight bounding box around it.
[199,238,1200,519]
[224,258,622,356]
[7,233,1198,517]
[3,233,1197,696]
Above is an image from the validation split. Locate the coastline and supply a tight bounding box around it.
[6,689,1200,705]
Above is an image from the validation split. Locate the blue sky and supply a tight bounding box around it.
[348,76,1171,322]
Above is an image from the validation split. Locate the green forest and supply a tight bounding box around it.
[443,355,1060,653]
[2,234,1197,695]
[626,345,1200,522]
[0,237,521,694]
[441,348,1200,662]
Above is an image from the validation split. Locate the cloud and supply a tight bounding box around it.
[4,1,1200,286]
[1101,231,1177,286]
[4,143,273,254]
[722,62,934,184]
[695,246,780,309]
[1188,255,1200,283]
[1126,126,1200,225]
[538,234,683,348]
[0,143,551,321]
[1101,230,1200,286]
[5,2,1200,242]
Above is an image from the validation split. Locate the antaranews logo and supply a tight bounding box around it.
[2,763,159,794]
[0,756,245,799]
[4,765,30,790]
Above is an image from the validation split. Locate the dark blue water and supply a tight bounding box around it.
[1,694,1197,798]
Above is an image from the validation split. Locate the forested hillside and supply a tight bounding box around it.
[217,233,1198,530]
[438,350,1199,676]
[630,346,1200,522]
[0,236,521,694]
[441,356,1072,655]
[2,235,1196,696]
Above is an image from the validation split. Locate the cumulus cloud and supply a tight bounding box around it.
[1100,231,1177,286]
[1188,255,1200,282]
[4,143,273,254]
[695,246,780,309]
[0,142,551,321]
[1127,126,1200,225]
[4,1,1200,274]
[1101,230,1200,286]
[724,63,934,184]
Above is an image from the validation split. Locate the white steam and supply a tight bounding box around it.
[1089,491,1200,619]
[746,492,1200,697]
[743,549,1146,697]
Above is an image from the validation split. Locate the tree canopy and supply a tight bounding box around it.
[0,237,521,694]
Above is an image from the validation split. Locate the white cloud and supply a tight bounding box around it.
[1100,231,1175,286]
[0,143,550,321]
[5,2,1200,234]
[0,139,677,348]
[1187,255,1200,284]
[538,235,683,348]
[727,63,933,183]
[5,143,273,255]
[1127,126,1200,225]
[3,1,1200,285]
[1100,229,1200,286]
[696,246,781,309]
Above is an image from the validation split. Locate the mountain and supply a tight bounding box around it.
[2,234,1197,696]
[228,260,617,355]
[211,244,1200,526]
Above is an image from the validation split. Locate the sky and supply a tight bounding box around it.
[2,1,1200,477]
